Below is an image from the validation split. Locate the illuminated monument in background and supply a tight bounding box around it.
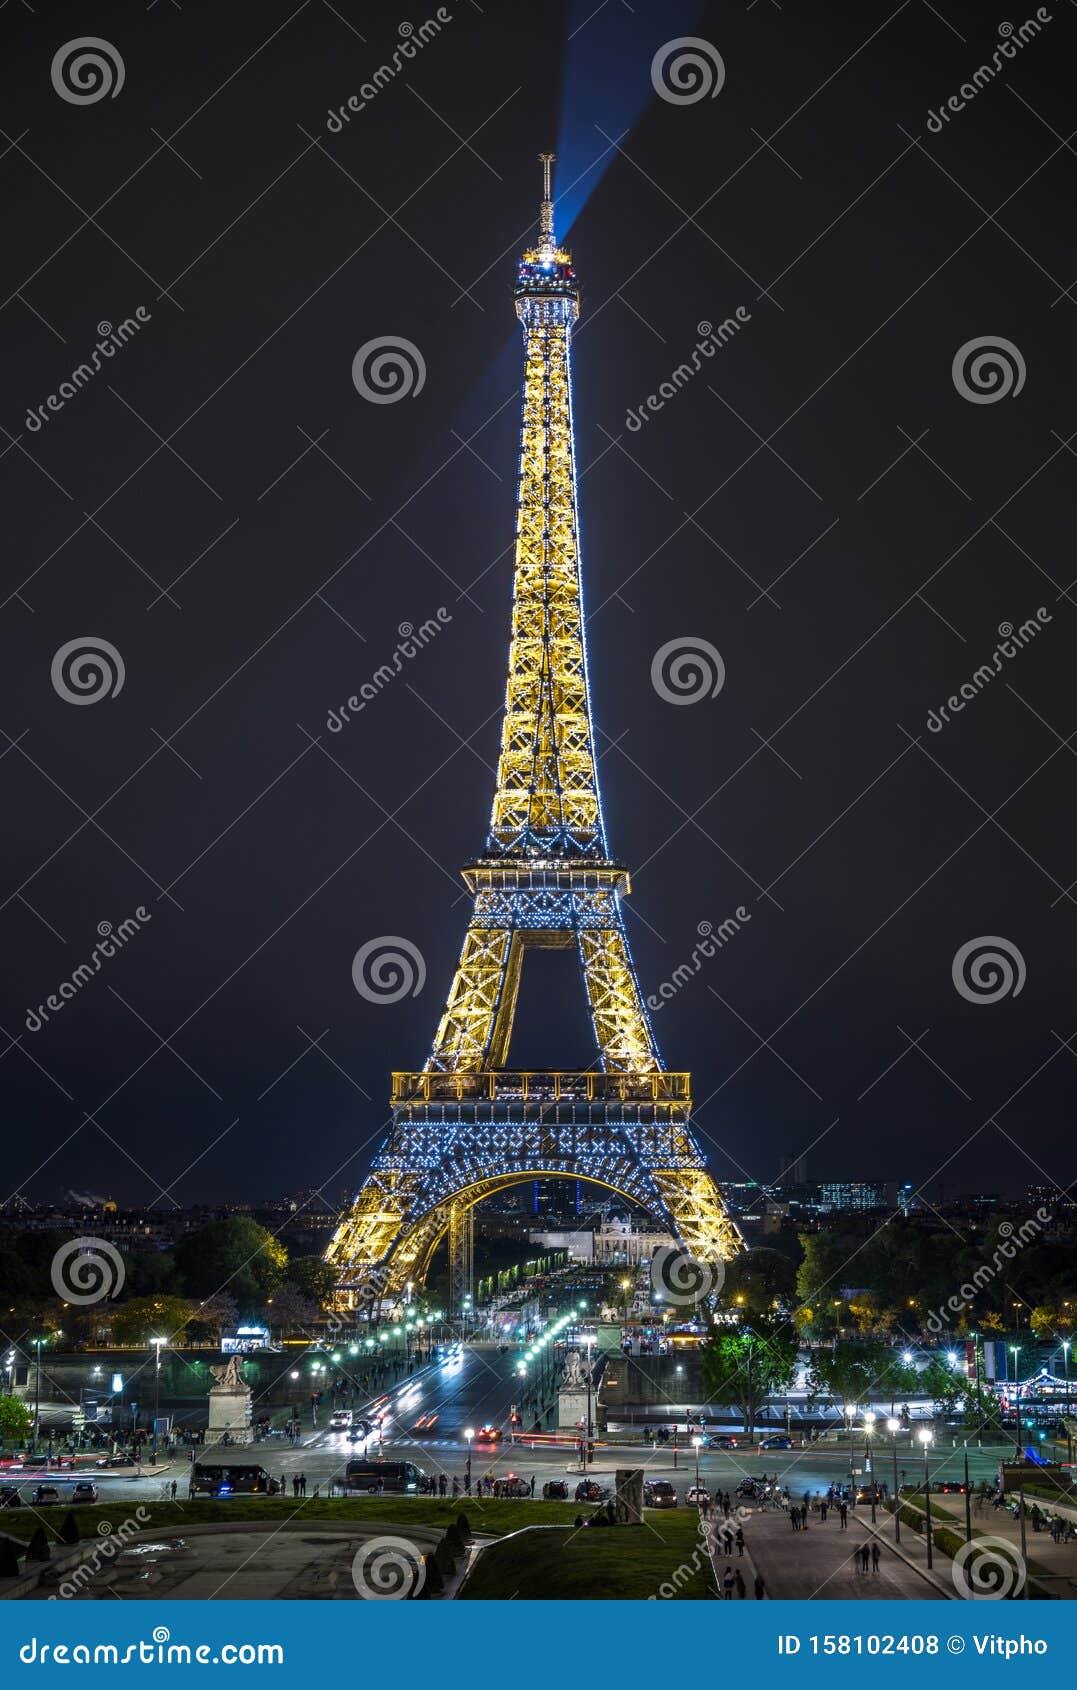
[327,158,742,1311]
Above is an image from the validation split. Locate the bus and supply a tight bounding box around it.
[344,1459,427,1494]
[190,1463,281,1498]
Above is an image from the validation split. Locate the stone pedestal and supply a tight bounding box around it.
[614,1467,644,1526]
[204,1358,253,1447]
[557,1385,590,1433]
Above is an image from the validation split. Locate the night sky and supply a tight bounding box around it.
[1,0,1074,1215]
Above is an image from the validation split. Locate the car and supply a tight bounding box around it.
[574,1479,607,1503]
[476,1424,502,1443]
[329,1410,353,1431]
[644,1479,679,1509]
[709,1435,738,1450]
[934,1480,967,1494]
[497,1475,531,1498]
[542,1480,569,1501]
[95,1453,136,1469]
[735,1478,762,1498]
[0,1486,22,1509]
[31,1486,62,1506]
[71,1481,98,1504]
[686,1485,710,1505]
[760,1435,795,1450]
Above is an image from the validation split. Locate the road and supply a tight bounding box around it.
[25,1344,1011,1507]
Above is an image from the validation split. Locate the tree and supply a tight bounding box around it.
[265,1283,319,1337]
[286,1256,337,1309]
[109,1296,194,1348]
[186,1292,239,1347]
[722,1248,797,1316]
[700,1319,798,1435]
[805,1341,891,1422]
[174,1218,287,1311]
[0,1394,33,1447]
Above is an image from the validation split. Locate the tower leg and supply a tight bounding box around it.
[448,1198,475,1320]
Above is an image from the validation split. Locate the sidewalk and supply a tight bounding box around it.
[741,1504,951,1600]
[927,1496,1077,1598]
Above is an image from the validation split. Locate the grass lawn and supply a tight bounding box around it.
[0,1495,585,1548]
[459,1511,717,1601]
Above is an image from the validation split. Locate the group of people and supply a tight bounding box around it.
[719,1564,766,1598]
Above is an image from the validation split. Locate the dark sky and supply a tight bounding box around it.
[1,0,1074,1215]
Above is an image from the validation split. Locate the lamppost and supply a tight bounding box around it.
[1010,1346,1021,1459]
[620,1277,632,1326]
[692,1435,703,1496]
[918,1428,933,1569]
[151,1337,165,1457]
[464,1427,474,1495]
[863,1413,877,1523]
[31,1337,45,1457]
[887,1417,901,1543]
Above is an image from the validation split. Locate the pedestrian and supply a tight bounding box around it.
[839,1502,848,1529]
[859,1542,870,1574]
[820,1500,828,1524]
[170,1480,177,1501]
[529,1474,536,1497]
[871,1542,881,1574]
[734,1567,746,1599]
[754,1572,766,1599]
[735,1527,744,1556]
[438,1473,447,1497]
[722,1565,735,1600]
[292,1475,299,1498]
[452,1475,460,1498]
[790,1505,798,1531]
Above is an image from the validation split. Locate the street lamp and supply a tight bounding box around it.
[692,1435,703,1495]
[918,1428,933,1569]
[1010,1346,1021,1458]
[863,1413,877,1523]
[151,1337,166,1457]
[464,1427,474,1495]
[887,1417,901,1543]
[620,1277,632,1325]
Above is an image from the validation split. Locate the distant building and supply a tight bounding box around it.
[818,1181,887,1213]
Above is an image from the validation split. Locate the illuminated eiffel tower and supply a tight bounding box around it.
[327,157,742,1311]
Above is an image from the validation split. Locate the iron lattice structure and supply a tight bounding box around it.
[327,158,742,1310]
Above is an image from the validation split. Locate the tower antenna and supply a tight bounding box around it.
[538,150,555,246]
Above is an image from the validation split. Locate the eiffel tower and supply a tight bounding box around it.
[327,157,742,1312]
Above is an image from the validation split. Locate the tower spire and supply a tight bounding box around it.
[538,149,555,249]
